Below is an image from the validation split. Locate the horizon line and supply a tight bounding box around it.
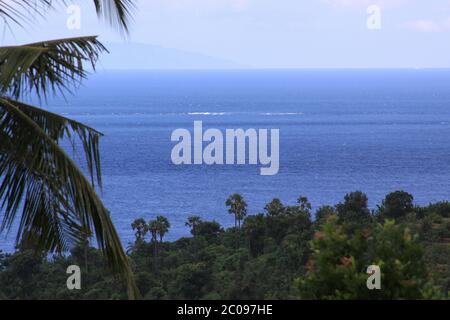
[94,67,450,72]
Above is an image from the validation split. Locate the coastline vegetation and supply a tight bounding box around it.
[0,191,448,300]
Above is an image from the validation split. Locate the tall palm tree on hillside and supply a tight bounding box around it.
[131,218,148,242]
[226,193,248,229]
[185,215,202,236]
[0,0,140,299]
[156,215,170,243]
[148,219,159,263]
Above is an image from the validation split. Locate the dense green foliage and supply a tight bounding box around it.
[0,191,448,300]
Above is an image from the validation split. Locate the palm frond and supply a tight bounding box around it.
[0,0,57,27]
[0,97,140,299]
[0,36,107,100]
[93,0,135,34]
[0,0,135,33]
[4,98,103,187]
[0,0,139,300]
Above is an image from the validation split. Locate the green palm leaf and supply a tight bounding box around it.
[4,98,103,187]
[0,97,140,299]
[0,0,54,26]
[0,0,134,33]
[0,0,140,299]
[0,36,107,100]
[93,0,135,34]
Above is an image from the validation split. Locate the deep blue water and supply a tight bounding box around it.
[3,69,450,250]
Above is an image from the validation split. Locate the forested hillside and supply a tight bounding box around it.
[0,191,448,300]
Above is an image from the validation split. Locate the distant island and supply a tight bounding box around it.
[99,42,247,70]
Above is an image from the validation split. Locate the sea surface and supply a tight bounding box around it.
[2,69,450,250]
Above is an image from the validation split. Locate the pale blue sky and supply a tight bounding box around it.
[3,0,450,68]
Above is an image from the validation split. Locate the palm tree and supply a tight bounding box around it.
[226,193,248,229]
[148,219,159,263]
[147,217,169,272]
[131,218,148,242]
[0,1,140,299]
[185,215,202,236]
[297,196,312,213]
[148,220,159,243]
[156,215,170,243]
[264,198,284,216]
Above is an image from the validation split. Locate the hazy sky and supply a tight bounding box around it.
[3,0,450,68]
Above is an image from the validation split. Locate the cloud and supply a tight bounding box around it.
[322,0,409,9]
[138,0,251,13]
[401,17,450,32]
[322,0,372,7]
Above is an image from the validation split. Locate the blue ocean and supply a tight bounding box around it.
[3,69,450,249]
